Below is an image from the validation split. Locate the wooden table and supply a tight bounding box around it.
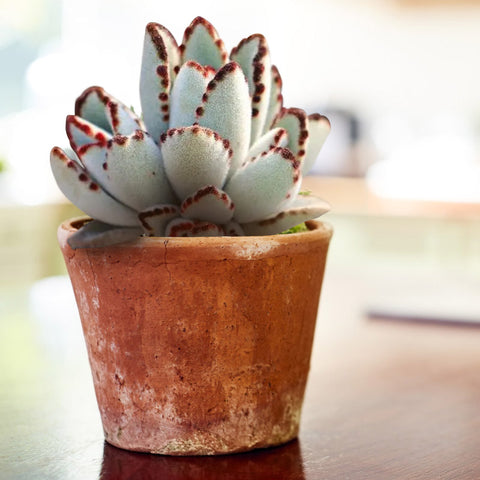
[1,264,479,480]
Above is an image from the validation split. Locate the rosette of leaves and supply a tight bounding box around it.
[51,17,331,248]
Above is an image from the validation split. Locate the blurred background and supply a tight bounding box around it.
[1,2,480,476]
[1,0,480,382]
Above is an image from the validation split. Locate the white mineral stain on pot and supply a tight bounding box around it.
[233,241,282,260]
[77,291,90,315]
[91,293,99,309]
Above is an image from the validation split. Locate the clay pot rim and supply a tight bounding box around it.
[59,216,333,251]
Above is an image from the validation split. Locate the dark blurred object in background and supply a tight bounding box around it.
[308,108,377,177]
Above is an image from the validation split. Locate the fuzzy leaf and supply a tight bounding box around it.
[224,147,301,223]
[105,100,144,135]
[68,220,142,249]
[165,218,224,237]
[50,147,139,226]
[140,23,179,141]
[302,114,331,174]
[181,185,234,224]
[101,130,176,211]
[196,62,251,177]
[263,65,283,133]
[75,86,143,135]
[153,23,181,82]
[223,221,245,236]
[161,126,232,200]
[241,194,330,235]
[246,127,288,161]
[76,142,107,183]
[231,34,271,143]
[138,204,180,236]
[75,86,113,133]
[169,61,215,129]
[180,17,227,69]
[66,115,111,155]
[273,108,309,165]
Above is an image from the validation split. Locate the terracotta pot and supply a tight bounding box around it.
[58,217,332,455]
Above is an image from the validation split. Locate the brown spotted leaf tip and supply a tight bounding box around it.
[242,194,331,235]
[181,185,234,224]
[161,125,232,200]
[75,86,112,132]
[231,34,272,143]
[66,115,111,155]
[196,62,251,177]
[106,100,144,135]
[50,147,138,226]
[138,204,180,236]
[246,127,288,163]
[100,130,176,211]
[165,218,224,237]
[76,142,107,180]
[75,86,143,135]
[180,17,228,70]
[302,114,331,173]
[169,61,215,129]
[273,108,309,165]
[263,65,284,133]
[140,23,180,142]
[224,147,301,223]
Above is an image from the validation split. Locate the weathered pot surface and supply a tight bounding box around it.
[58,218,332,455]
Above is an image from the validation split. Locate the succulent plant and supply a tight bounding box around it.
[51,17,331,248]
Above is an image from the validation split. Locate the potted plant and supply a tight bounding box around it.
[52,16,333,455]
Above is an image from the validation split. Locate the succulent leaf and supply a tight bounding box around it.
[161,126,232,200]
[67,220,142,249]
[263,65,283,133]
[138,204,180,236]
[180,17,228,69]
[241,194,331,235]
[225,147,301,223]
[140,23,178,142]
[101,130,176,211]
[231,34,272,143]
[181,185,234,224]
[223,221,245,236]
[66,115,111,155]
[76,142,107,183]
[169,61,215,129]
[246,127,288,161]
[302,114,331,174]
[196,62,251,177]
[75,86,142,135]
[153,22,181,82]
[105,100,144,135]
[75,87,113,133]
[50,147,139,226]
[165,218,224,237]
[272,108,309,165]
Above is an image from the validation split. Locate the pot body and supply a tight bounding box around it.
[58,218,332,455]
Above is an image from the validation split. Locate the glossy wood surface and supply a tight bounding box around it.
[1,265,480,479]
